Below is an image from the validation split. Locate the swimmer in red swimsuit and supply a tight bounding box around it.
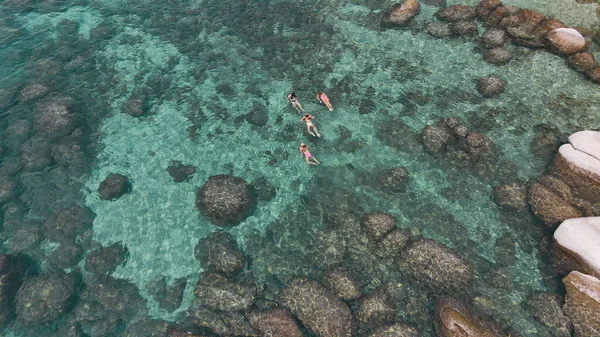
[300,113,321,137]
[316,91,333,111]
[299,143,320,165]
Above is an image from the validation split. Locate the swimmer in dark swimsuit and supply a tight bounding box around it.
[299,143,320,165]
[288,91,304,113]
[301,114,321,137]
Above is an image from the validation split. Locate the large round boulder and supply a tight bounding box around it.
[84,242,128,276]
[567,52,597,73]
[376,229,411,259]
[360,212,397,242]
[527,181,581,228]
[475,0,502,20]
[422,124,454,153]
[196,174,256,227]
[279,278,353,337]
[98,173,131,201]
[553,217,600,279]
[477,76,506,98]
[480,28,508,48]
[451,20,478,36]
[354,287,397,326]
[194,232,246,276]
[547,28,587,55]
[43,205,95,243]
[399,239,472,295]
[33,97,77,139]
[322,267,362,301]
[492,182,528,214]
[381,0,421,28]
[427,22,453,38]
[484,47,512,65]
[435,5,476,22]
[194,273,258,311]
[562,271,600,337]
[16,272,78,323]
[246,308,302,337]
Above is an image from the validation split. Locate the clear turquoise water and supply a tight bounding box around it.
[1,0,599,336]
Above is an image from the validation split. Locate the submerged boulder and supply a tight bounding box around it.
[33,97,77,139]
[435,297,508,337]
[194,232,246,277]
[526,292,573,337]
[361,212,397,242]
[477,76,506,98]
[323,267,362,301]
[196,174,256,227]
[279,278,353,337]
[553,217,600,279]
[379,167,409,193]
[480,28,507,48]
[43,205,95,243]
[562,271,600,337]
[354,287,397,326]
[422,124,454,153]
[435,5,476,22]
[381,0,421,28]
[399,239,472,295]
[16,272,78,323]
[98,173,131,201]
[0,255,32,325]
[194,273,258,311]
[85,242,128,276]
[567,52,597,73]
[527,181,581,227]
[246,308,303,337]
[167,161,196,182]
[484,47,512,65]
[492,182,528,214]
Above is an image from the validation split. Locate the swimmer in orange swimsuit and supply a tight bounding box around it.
[288,91,304,113]
[316,91,333,111]
[299,143,320,165]
[301,113,321,137]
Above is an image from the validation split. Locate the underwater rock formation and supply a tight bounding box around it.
[378,167,410,193]
[360,212,397,242]
[567,52,597,73]
[43,204,95,243]
[484,47,512,65]
[47,242,84,270]
[98,173,131,201]
[451,20,478,36]
[434,297,510,337]
[381,0,421,28]
[16,271,78,323]
[0,255,32,325]
[250,176,276,201]
[427,22,453,38]
[167,160,196,182]
[194,273,258,311]
[246,307,303,337]
[184,305,257,336]
[547,28,587,55]
[354,286,398,327]
[0,175,18,205]
[492,182,528,214]
[84,242,128,276]
[147,276,187,312]
[196,174,256,227]
[477,76,506,98]
[322,267,362,301]
[399,239,472,296]
[121,95,146,117]
[527,177,582,227]
[526,292,573,337]
[313,229,346,268]
[194,231,246,277]
[562,271,600,337]
[33,96,77,139]
[279,277,353,337]
[435,5,476,22]
[480,28,508,48]
[367,323,419,337]
[376,229,411,259]
[553,217,600,279]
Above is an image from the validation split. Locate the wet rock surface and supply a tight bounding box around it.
[194,231,246,276]
[526,292,573,337]
[381,0,421,28]
[84,242,128,276]
[477,76,506,98]
[279,277,353,337]
[43,205,95,243]
[98,173,131,201]
[16,272,78,323]
[562,271,600,337]
[246,307,303,337]
[196,174,256,227]
[360,212,397,242]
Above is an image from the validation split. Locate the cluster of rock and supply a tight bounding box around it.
[493,130,600,337]
[421,117,499,180]
[164,208,519,337]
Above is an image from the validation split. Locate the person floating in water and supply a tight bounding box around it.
[299,143,320,165]
[287,91,304,113]
[301,113,321,137]
[316,91,334,111]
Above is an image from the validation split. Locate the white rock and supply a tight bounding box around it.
[558,144,600,182]
[554,217,600,278]
[569,130,600,161]
[547,28,587,54]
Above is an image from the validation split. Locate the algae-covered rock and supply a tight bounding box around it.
[436,5,476,22]
[246,307,303,337]
[525,292,573,337]
[194,273,258,311]
[98,173,131,201]
[194,231,246,276]
[435,297,509,337]
[354,287,398,326]
[323,267,362,301]
[399,239,472,295]
[361,212,397,242]
[562,271,600,337]
[279,278,353,337]
[16,272,78,323]
[196,174,256,227]
[381,0,421,28]
[313,229,346,268]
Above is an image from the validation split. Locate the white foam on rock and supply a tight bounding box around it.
[554,217,600,278]
[569,130,600,162]
[558,144,600,181]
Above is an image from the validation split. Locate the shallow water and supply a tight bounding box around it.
[0,0,599,336]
